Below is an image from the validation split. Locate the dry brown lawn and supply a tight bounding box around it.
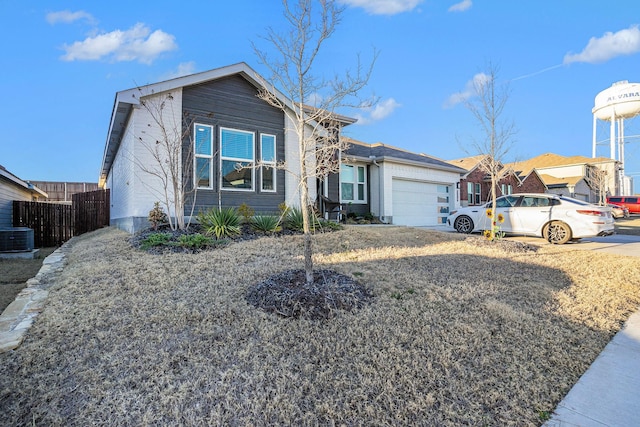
[1,226,639,426]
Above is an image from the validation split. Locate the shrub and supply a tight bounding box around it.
[238,203,255,224]
[251,215,282,233]
[174,233,214,249]
[148,202,167,230]
[363,212,374,221]
[140,232,171,250]
[317,219,343,231]
[198,207,241,239]
[285,207,321,232]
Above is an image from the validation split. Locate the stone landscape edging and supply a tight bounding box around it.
[0,240,72,353]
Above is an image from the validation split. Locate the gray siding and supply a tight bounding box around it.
[182,75,286,215]
[0,178,36,228]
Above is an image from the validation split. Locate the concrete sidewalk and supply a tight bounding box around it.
[542,234,640,426]
[544,309,640,426]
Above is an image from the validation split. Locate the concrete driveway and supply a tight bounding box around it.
[505,233,640,257]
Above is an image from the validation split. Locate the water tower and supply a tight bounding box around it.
[592,80,640,195]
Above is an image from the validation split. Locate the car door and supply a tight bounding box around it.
[477,195,520,232]
[511,195,555,234]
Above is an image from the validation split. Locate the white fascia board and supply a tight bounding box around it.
[372,156,467,174]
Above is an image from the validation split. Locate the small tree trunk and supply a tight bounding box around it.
[490,176,497,240]
[299,165,314,286]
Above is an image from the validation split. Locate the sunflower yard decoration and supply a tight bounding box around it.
[484,209,505,241]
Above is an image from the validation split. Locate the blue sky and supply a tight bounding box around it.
[2,0,640,189]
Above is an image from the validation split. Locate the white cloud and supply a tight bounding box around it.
[448,0,472,12]
[46,10,96,25]
[444,72,490,108]
[339,0,423,15]
[564,25,640,64]
[354,98,401,125]
[161,62,197,80]
[60,23,177,64]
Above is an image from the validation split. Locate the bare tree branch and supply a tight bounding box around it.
[464,63,517,240]
[132,90,198,231]
[253,0,375,285]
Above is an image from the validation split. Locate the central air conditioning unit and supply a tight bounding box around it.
[0,227,35,252]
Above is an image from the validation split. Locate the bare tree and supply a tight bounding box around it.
[134,91,198,231]
[254,0,376,285]
[464,64,516,240]
[585,164,608,205]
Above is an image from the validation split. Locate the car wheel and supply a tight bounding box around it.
[454,215,474,234]
[543,221,572,244]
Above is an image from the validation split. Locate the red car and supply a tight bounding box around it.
[606,196,640,214]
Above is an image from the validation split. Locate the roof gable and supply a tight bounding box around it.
[100,62,357,186]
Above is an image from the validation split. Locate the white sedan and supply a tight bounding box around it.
[447,194,615,244]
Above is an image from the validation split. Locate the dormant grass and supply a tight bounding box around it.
[0,225,638,426]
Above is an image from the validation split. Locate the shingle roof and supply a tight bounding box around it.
[506,153,614,176]
[445,155,488,172]
[344,138,466,173]
[538,174,584,187]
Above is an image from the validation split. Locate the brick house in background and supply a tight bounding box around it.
[517,169,547,194]
[447,155,545,207]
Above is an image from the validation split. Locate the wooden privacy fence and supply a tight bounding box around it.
[73,189,110,235]
[13,189,110,247]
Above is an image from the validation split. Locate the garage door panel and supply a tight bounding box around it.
[392,179,440,226]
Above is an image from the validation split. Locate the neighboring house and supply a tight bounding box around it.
[446,155,545,207]
[517,169,548,194]
[29,181,99,204]
[0,165,48,228]
[339,138,466,226]
[100,62,355,233]
[537,175,590,199]
[506,153,621,203]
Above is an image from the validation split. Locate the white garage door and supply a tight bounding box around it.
[392,179,450,226]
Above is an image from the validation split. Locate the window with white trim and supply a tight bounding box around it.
[194,124,213,189]
[468,182,481,204]
[260,134,276,192]
[221,128,254,191]
[341,164,366,203]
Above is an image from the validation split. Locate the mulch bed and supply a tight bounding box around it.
[464,235,539,253]
[246,269,374,320]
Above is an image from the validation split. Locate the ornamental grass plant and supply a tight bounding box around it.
[1,226,639,426]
